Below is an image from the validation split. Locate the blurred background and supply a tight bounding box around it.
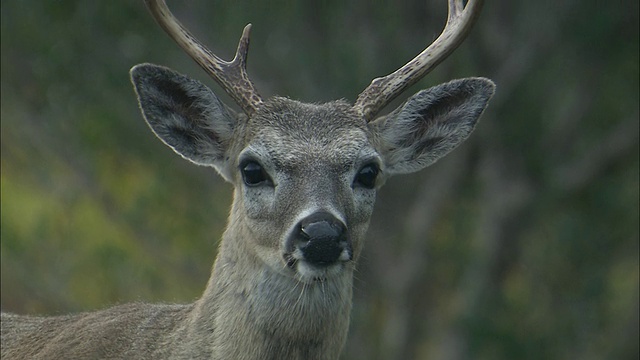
[1,1,638,359]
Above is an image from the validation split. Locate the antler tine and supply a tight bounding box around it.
[354,0,485,121]
[144,0,263,115]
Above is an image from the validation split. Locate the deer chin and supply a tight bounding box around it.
[294,261,347,284]
[284,248,352,283]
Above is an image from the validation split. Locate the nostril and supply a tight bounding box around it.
[293,211,349,267]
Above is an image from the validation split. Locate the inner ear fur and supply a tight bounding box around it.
[130,63,238,180]
[371,77,495,175]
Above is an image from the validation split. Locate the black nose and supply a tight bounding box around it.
[296,211,349,266]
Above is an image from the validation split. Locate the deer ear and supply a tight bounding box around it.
[130,63,238,180]
[371,77,495,175]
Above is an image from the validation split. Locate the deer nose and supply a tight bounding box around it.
[296,211,350,266]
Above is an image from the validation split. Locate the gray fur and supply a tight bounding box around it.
[1,63,494,359]
[371,77,495,175]
[131,64,239,181]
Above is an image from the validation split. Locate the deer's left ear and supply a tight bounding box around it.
[370,77,495,175]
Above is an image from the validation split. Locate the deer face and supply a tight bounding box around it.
[131,63,494,283]
[234,98,379,282]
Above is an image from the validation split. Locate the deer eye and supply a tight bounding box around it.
[353,163,379,189]
[240,161,271,187]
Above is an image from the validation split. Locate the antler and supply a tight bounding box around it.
[144,0,263,115]
[353,0,485,121]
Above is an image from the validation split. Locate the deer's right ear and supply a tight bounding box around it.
[130,63,237,181]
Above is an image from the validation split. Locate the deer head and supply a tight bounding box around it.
[130,0,494,285]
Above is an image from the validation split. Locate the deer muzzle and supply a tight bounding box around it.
[287,211,351,267]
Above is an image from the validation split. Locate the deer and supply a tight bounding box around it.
[0,0,494,359]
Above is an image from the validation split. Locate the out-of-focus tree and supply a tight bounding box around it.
[1,1,637,359]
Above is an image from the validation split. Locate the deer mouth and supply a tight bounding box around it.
[283,247,352,283]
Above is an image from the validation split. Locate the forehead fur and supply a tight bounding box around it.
[250,97,364,136]
[245,97,373,169]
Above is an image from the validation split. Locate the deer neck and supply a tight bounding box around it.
[184,195,354,359]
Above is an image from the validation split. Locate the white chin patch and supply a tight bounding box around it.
[292,248,351,282]
[296,261,342,282]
